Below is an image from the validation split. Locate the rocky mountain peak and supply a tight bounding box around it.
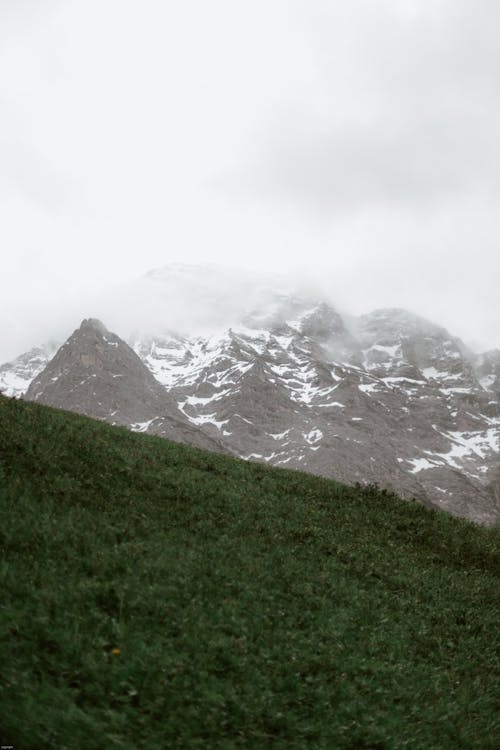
[79,318,109,335]
[296,302,345,338]
[24,319,228,454]
[25,318,164,418]
[354,307,480,390]
[4,275,500,526]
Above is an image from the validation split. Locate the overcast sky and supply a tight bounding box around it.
[1,0,499,361]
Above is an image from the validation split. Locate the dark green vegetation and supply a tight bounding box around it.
[0,394,499,750]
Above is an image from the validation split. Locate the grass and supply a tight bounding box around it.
[0,393,499,749]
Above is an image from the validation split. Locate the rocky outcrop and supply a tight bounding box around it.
[24,319,228,454]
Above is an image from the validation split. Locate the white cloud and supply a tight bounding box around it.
[0,0,498,361]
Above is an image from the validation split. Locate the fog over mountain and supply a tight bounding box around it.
[3,263,499,526]
[0,1,499,362]
[1,262,499,367]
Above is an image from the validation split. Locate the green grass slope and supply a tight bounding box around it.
[0,394,499,750]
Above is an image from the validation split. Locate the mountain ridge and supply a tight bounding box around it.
[3,269,499,525]
[24,318,229,455]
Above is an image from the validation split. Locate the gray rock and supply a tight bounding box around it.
[24,318,227,455]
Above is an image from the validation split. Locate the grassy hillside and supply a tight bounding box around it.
[0,393,499,750]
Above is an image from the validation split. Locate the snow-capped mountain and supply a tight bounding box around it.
[0,341,59,398]
[25,318,228,455]
[2,265,499,525]
[130,302,499,525]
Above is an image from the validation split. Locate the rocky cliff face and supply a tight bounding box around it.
[4,272,499,526]
[131,302,499,525]
[24,319,228,455]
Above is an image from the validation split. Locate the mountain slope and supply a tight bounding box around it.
[132,302,499,524]
[24,318,228,454]
[0,394,499,749]
[3,267,500,525]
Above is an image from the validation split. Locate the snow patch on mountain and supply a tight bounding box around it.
[4,268,500,526]
[0,343,60,398]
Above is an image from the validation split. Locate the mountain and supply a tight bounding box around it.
[130,298,499,525]
[4,265,500,525]
[0,341,59,398]
[24,318,228,455]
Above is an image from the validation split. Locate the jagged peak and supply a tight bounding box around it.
[79,318,109,336]
[296,302,346,336]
